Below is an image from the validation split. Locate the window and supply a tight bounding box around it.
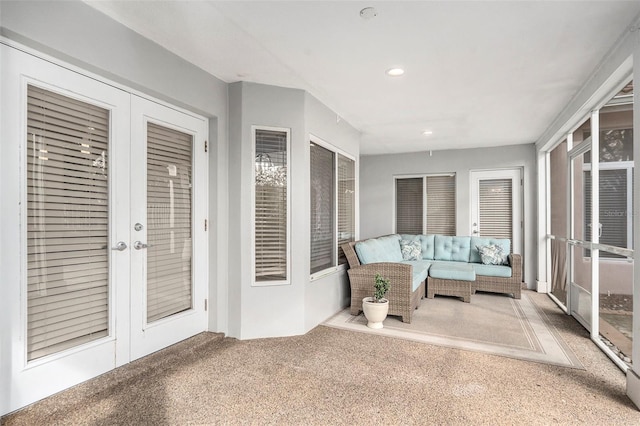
[26,85,110,360]
[584,127,633,258]
[253,127,290,285]
[310,138,356,276]
[395,175,456,235]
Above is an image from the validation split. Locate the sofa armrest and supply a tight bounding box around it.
[508,253,522,281]
[347,262,414,295]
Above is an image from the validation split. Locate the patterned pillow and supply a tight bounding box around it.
[400,239,422,261]
[476,244,508,265]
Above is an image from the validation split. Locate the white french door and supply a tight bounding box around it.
[129,97,208,361]
[470,169,523,254]
[1,45,208,415]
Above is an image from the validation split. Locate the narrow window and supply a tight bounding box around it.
[254,127,289,285]
[310,142,335,274]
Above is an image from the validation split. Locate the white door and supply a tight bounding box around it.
[129,97,208,360]
[2,46,131,414]
[470,169,523,254]
[1,46,208,415]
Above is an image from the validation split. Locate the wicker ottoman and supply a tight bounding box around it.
[426,263,475,303]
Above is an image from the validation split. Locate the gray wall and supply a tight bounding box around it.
[228,82,306,339]
[0,0,230,333]
[360,144,537,287]
[228,82,360,339]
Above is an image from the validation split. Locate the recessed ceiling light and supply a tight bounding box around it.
[386,68,405,77]
[422,130,433,136]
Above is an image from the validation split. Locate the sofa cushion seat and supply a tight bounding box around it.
[400,260,432,291]
[429,262,476,281]
[355,234,402,264]
[472,263,512,278]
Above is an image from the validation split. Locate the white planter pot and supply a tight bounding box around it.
[362,297,389,329]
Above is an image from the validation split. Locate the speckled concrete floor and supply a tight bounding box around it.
[3,292,639,425]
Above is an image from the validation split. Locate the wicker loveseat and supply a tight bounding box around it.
[342,234,523,322]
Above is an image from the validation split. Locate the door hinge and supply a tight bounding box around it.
[204,140,208,153]
[520,178,523,186]
[204,299,208,311]
[204,219,208,231]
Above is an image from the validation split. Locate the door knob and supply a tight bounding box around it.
[133,241,149,250]
[111,241,127,251]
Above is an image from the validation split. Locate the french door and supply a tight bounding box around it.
[568,141,593,330]
[470,169,523,255]
[1,45,208,414]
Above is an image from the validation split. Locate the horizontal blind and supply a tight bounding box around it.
[337,154,355,265]
[146,123,193,322]
[585,169,629,258]
[396,178,423,234]
[310,143,335,274]
[426,175,456,236]
[255,129,288,281]
[479,178,512,241]
[27,85,110,361]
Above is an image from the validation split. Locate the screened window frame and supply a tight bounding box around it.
[309,135,357,281]
[393,173,457,235]
[251,125,291,287]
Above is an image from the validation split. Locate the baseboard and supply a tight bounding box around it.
[626,368,640,410]
[536,280,550,293]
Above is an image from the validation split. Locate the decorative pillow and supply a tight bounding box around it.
[476,244,508,265]
[400,239,422,261]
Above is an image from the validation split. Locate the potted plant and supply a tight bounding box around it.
[362,273,391,329]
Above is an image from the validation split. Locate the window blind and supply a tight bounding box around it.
[310,143,335,274]
[146,123,193,322]
[337,155,355,265]
[395,178,423,234]
[255,129,288,282]
[478,178,512,241]
[585,169,630,258]
[27,85,110,361]
[426,175,456,236]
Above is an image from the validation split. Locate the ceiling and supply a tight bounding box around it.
[85,1,640,155]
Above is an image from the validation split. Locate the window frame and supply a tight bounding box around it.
[251,125,291,287]
[582,159,633,261]
[309,134,357,281]
[393,173,456,235]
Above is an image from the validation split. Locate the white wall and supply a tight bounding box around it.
[360,144,537,288]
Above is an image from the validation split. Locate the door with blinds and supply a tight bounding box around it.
[2,46,208,413]
[3,46,132,413]
[129,97,208,361]
[470,169,523,255]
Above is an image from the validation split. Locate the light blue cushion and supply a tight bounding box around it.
[434,235,471,262]
[355,234,402,264]
[429,262,476,281]
[470,237,511,263]
[400,234,435,260]
[400,260,431,291]
[472,263,512,278]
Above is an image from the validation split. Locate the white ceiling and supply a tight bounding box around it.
[86,1,640,155]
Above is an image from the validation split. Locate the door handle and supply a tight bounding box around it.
[133,241,149,250]
[472,230,479,234]
[111,241,127,251]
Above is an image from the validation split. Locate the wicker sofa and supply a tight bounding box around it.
[342,234,523,322]
[342,236,426,324]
